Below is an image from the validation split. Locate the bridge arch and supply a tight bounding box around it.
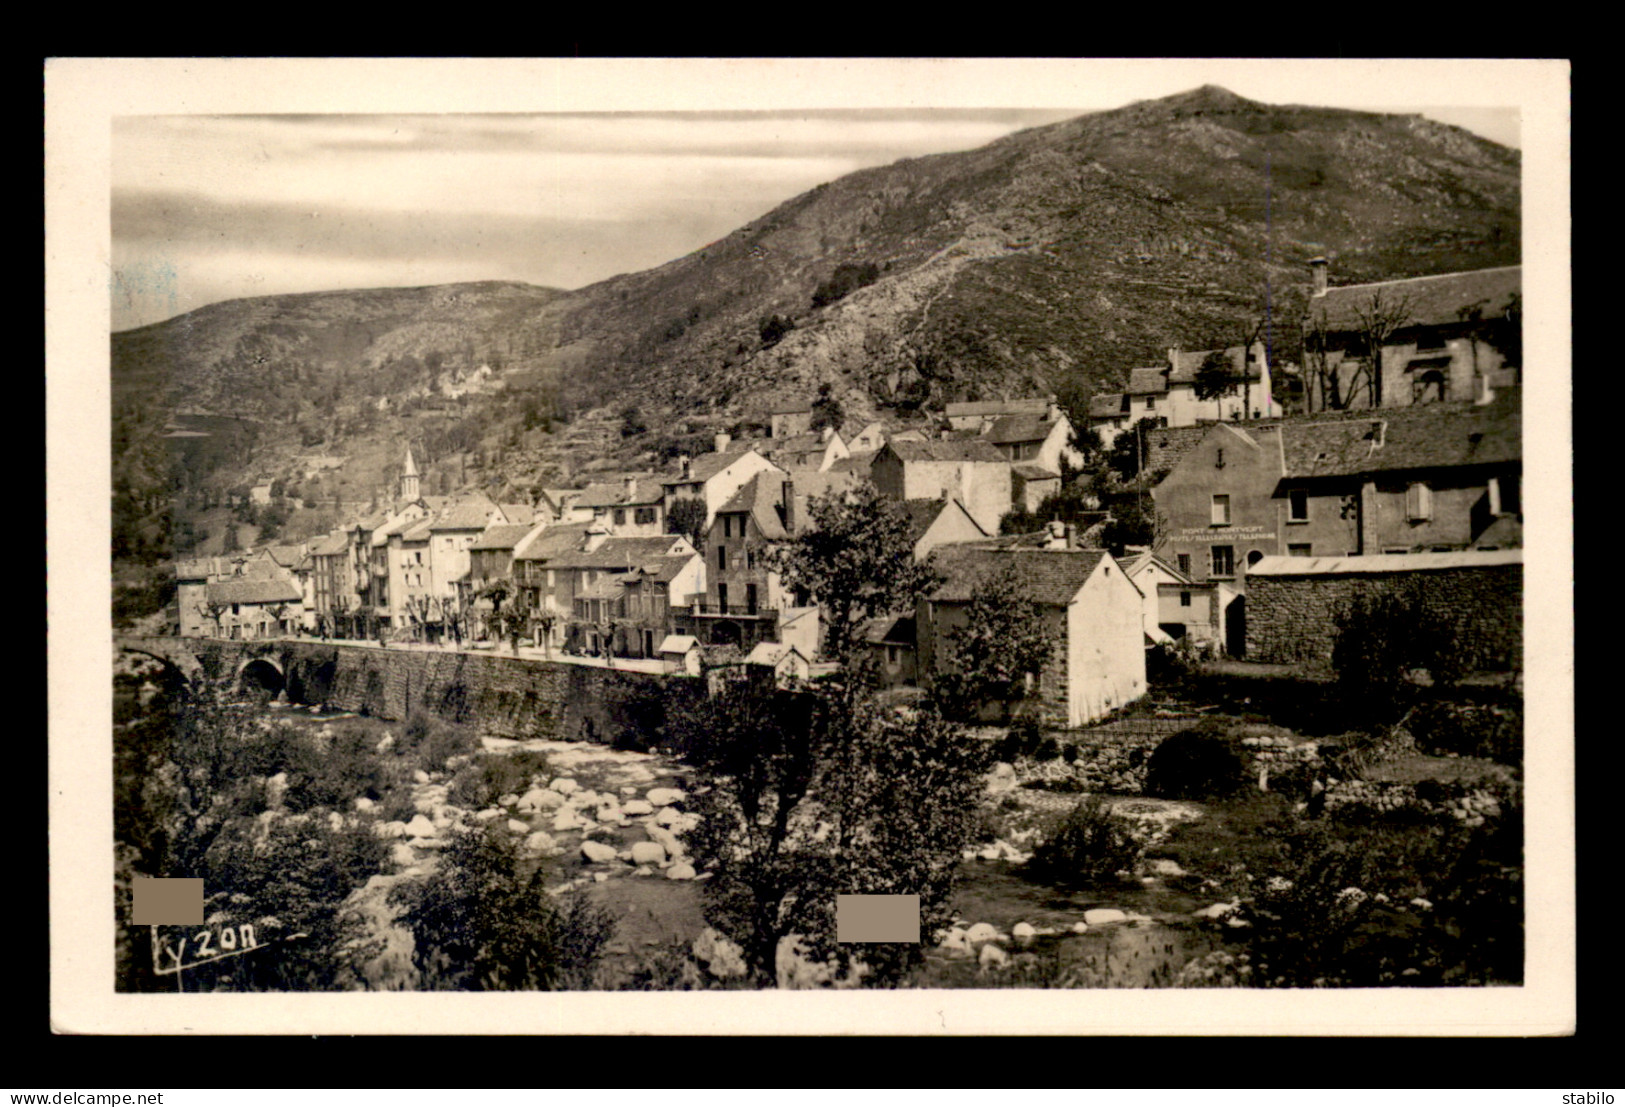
[117,642,205,686]
[235,656,286,699]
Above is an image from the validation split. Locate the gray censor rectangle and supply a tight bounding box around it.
[132,877,204,925]
[837,894,920,943]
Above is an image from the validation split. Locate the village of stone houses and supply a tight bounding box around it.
[110,95,1527,994]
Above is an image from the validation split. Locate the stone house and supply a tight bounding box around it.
[768,401,814,440]
[202,577,304,640]
[1302,260,1521,413]
[1090,342,1281,446]
[1122,550,1224,651]
[307,530,356,637]
[427,497,505,611]
[918,546,1146,728]
[511,522,596,646]
[841,420,887,453]
[467,521,543,639]
[550,535,701,656]
[870,438,1013,535]
[1012,464,1062,513]
[536,488,589,525]
[898,497,988,560]
[944,398,1054,431]
[671,472,794,654]
[862,614,918,688]
[764,430,849,473]
[743,640,814,688]
[660,437,788,528]
[575,476,668,537]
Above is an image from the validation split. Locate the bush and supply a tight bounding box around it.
[393,823,617,990]
[1034,736,1061,762]
[1060,743,1079,764]
[400,710,477,775]
[1408,701,1523,764]
[1144,720,1249,800]
[446,750,551,809]
[1025,796,1142,888]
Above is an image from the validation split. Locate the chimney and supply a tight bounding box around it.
[714,432,731,453]
[1168,347,1180,370]
[1309,256,1329,297]
[679,453,692,479]
[1064,522,1076,549]
[583,524,609,552]
[1046,520,1067,550]
[624,476,637,501]
[1045,400,1058,423]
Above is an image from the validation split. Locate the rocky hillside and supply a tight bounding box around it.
[111,86,1519,553]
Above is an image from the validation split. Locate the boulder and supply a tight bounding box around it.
[375,821,409,840]
[938,927,971,955]
[978,943,1009,969]
[1071,922,1089,934]
[985,762,1017,796]
[977,846,1001,862]
[654,806,685,829]
[630,841,667,866]
[506,819,530,834]
[646,787,685,807]
[620,786,639,797]
[646,824,685,859]
[473,808,502,823]
[353,796,376,813]
[526,831,559,855]
[497,793,520,807]
[404,814,436,839]
[964,922,1002,945]
[549,777,580,794]
[592,871,610,883]
[374,734,395,753]
[516,788,555,812]
[1192,901,1239,920]
[389,842,416,867]
[580,840,618,863]
[1012,922,1037,943]
[1083,908,1127,926]
[551,810,586,833]
[412,769,431,785]
[622,799,654,817]
[692,928,747,980]
[1147,859,1187,878]
[265,772,289,809]
[665,862,697,881]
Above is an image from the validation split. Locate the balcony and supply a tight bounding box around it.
[688,602,776,619]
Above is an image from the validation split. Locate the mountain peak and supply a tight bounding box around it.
[1159,84,1258,111]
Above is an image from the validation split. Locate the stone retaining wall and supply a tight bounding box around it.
[1246,561,1522,670]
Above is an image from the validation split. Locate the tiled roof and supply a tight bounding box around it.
[884,439,1007,464]
[658,634,699,654]
[945,398,1052,418]
[205,578,303,605]
[1089,394,1128,418]
[864,615,917,645]
[577,476,666,508]
[513,522,593,562]
[499,503,535,525]
[1309,266,1521,333]
[745,641,809,667]
[308,532,349,557]
[401,519,435,542]
[769,432,829,454]
[628,552,699,584]
[770,400,813,414]
[263,544,304,567]
[1281,393,1520,479]
[928,546,1108,607]
[986,413,1059,445]
[830,450,877,475]
[471,522,536,551]
[1012,464,1060,481]
[1249,548,1521,576]
[1127,368,1169,395]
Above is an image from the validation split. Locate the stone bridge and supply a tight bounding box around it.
[115,636,703,743]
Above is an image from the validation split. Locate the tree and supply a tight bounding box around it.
[773,482,942,665]
[667,496,708,548]
[1330,580,1463,723]
[392,822,616,990]
[931,565,1053,721]
[758,314,794,348]
[1193,349,1242,419]
[675,680,988,987]
[1349,290,1416,409]
[808,382,845,436]
[1100,497,1166,557]
[619,405,649,439]
[1106,417,1162,482]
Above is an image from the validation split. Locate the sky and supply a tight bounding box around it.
[105,59,1535,332]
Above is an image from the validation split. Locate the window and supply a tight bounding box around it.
[1145,395,1156,410]
[716,545,727,572]
[1180,591,1191,607]
[887,646,900,665]
[722,515,732,538]
[614,509,626,526]
[635,507,656,526]
[1288,543,1312,557]
[546,569,555,588]
[746,583,758,613]
[1492,473,1521,515]
[1211,495,1231,526]
[1287,490,1309,522]
[416,551,423,564]
[1406,482,1432,522]
[1211,545,1234,577]
[1383,547,1409,556]
[1176,553,1191,575]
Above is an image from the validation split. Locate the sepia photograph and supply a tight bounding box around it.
[47,57,1573,1034]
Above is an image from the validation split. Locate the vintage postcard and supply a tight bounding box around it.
[47,56,1573,1035]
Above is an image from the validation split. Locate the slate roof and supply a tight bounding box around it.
[1127,368,1170,395]
[770,400,814,414]
[206,578,303,605]
[1281,393,1520,479]
[1089,394,1128,418]
[513,522,593,562]
[863,615,917,645]
[986,414,1060,445]
[1309,266,1521,333]
[829,450,876,475]
[471,523,536,552]
[1013,464,1060,481]
[306,532,348,557]
[658,634,699,654]
[662,448,765,486]
[577,476,666,508]
[716,473,789,539]
[883,439,1007,464]
[1167,346,1266,384]
[928,547,1109,607]
[430,502,500,531]
[401,519,435,542]
[945,398,1053,419]
[263,545,305,568]
[499,503,534,524]
[1249,548,1521,576]
[627,552,700,584]
[550,535,689,570]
